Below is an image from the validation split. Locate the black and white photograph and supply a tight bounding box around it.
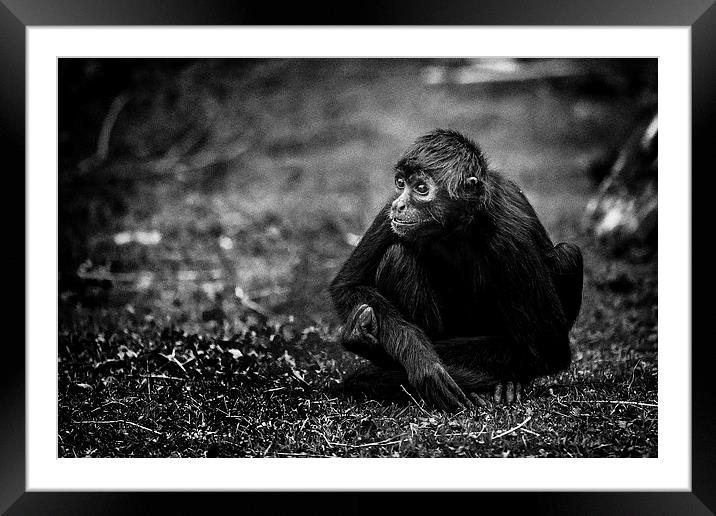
[57,57,659,459]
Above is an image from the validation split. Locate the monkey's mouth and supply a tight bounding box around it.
[391,218,422,227]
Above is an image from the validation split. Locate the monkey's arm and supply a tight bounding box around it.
[489,237,571,376]
[330,205,471,410]
[329,204,395,318]
[329,206,436,365]
[483,180,571,376]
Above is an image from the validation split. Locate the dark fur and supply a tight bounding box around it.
[330,129,583,410]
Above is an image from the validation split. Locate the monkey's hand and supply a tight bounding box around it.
[410,361,472,412]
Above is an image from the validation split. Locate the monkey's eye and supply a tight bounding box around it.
[414,183,429,195]
[395,177,406,189]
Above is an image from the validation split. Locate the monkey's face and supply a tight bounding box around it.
[389,172,448,239]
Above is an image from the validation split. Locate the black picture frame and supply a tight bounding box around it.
[1,1,711,514]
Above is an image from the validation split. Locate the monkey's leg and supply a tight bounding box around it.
[434,336,529,404]
[338,244,471,411]
[339,241,440,364]
[335,307,409,401]
[376,244,474,410]
[339,334,520,408]
[338,314,468,407]
[548,242,584,329]
[341,363,489,409]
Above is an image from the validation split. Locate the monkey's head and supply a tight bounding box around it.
[389,129,489,240]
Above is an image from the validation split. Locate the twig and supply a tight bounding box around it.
[124,420,162,435]
[146,363,151,401]
[341,439,404,449]
[442,427,488,439]
[329,434,407,449]
[520,427,541,437]
[89,400,128,414]
[312,429,407,450]
[569,400,657,408]
[627,359,642,392]
[235,289,271,318]
[310,429,332,447]
[275,452,332,458]
[182,139,250,173]
[151,135,250,175]
[151,128,203,173]
[139,374,186,381]
[73,419,162,436]
[493,416,532,440]
[291,370,311,387]
[400,384,432,417]
[96,93,130,161]
[263,441,273,456]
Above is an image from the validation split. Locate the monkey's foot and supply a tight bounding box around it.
[492,381,523,405]
[412,363,473,412]
[469,392,489,408]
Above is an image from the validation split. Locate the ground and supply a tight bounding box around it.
[58,58,657,458]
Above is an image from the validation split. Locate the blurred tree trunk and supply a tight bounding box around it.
[584,109,657,260]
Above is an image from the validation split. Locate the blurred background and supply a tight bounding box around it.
[58,58,657,333]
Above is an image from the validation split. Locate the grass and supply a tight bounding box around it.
[58,241,657,458]
[58,58,657,458]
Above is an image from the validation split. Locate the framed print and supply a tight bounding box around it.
[2,0,712,513]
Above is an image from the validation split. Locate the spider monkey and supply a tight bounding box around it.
[330,129,583,411]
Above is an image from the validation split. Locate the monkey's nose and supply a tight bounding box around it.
[391,199,406,215]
